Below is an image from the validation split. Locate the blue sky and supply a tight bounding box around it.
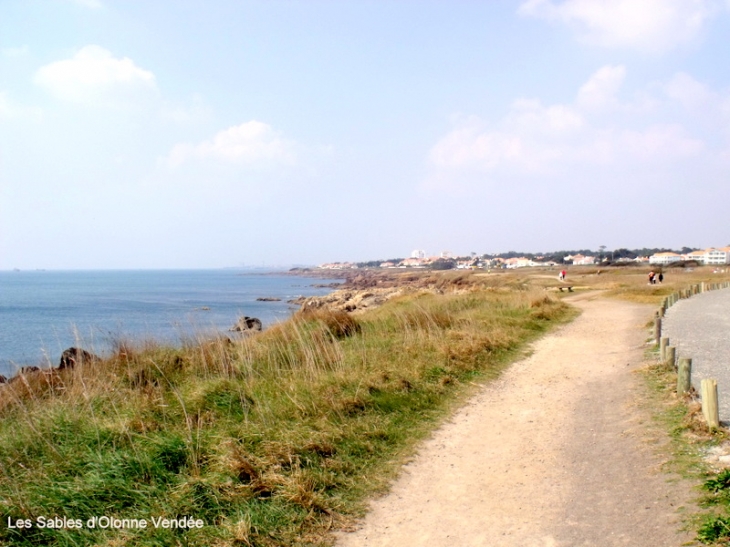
[1,0,729,269]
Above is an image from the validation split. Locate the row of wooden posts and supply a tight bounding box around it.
[654,280,730,430]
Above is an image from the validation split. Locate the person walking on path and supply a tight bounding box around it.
[559,269,567,281]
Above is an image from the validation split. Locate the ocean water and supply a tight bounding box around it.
[0,270,338,377]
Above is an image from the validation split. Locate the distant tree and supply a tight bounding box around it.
[355,258,405,268]
[430,258,456,270]
[612,248,636,259]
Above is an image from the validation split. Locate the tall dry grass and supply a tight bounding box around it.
[0,287,573,547]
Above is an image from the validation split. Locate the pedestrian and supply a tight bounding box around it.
[559,269,566,281]
[648,271,655,284]
[658,272,664,283]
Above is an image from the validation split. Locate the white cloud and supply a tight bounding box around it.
[426,66,716,192]
[620,124,704,158]
[34,45,156,104]
[519,0,719,53]
[429,123,522,170]
[576,65,625,108]
[663,72,714,109]
[508,99,583,134]
[163,121,298,168]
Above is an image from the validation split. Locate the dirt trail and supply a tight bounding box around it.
[336,295,695,547]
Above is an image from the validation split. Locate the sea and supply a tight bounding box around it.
[0,269,339,377]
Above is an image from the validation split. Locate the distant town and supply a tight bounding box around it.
[317,245,730,271]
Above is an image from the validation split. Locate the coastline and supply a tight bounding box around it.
[0,270,341,377]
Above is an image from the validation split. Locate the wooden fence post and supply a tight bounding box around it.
[701,378,720,429]
[660,337,669,361]
[654,316,662,346]
[666,346,676,369]
[677,357,692,395]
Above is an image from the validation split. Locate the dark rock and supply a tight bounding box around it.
[256,297,281,302]
[18,366,40,375]
[59,347,100,370]
[230,316,263,332]
[0,374,6,383]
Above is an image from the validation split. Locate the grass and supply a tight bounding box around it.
[640,354,730,546]
[0,287,575,547]
[601,266,730,545]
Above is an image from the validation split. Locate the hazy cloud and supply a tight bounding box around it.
[34,45,156,104]
[429,123,522,171]
[519,0,719,53]
[163,121,298,168]
[1,46,29,57]
[427,66,716,192]
[66,0,103,8]
[576,65,625,108]
[160,94,213,124]
[663,72,714,109]
[0,91,42,121]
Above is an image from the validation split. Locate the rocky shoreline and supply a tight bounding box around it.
[288,269,476,313]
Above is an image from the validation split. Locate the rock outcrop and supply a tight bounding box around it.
[59,347,100,369]
[294,287,409,313]
[230,316,263,332]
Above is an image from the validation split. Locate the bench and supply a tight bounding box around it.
[557,286,573,292]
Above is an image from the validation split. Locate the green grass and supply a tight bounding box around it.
[0,289,575,546]
[640,358,730,545]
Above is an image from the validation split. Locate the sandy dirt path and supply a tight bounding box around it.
[336,295,695,547]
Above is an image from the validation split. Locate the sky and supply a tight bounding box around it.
[1,0,729,269]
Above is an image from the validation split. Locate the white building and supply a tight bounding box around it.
[572,254,597,265]
[683,250,707,263]
[706,247,730,265]
[649,252,682,265]
[410,249,426,259]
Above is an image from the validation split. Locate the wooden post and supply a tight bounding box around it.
[677,357,692,395]
[701,379,720,429]
[654,316,662,346]
[666,346,676,369]
[660,337,669,360]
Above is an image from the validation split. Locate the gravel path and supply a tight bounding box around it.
[335,295,694,547]
[662,287,730,424]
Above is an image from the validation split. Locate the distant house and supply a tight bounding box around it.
[649,252,682,265]
[706,247,730,265]
[505,257,532,268]
[572,255,596,265]
[682,250,707,263]
[400,258,424,268]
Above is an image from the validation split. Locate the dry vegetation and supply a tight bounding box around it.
[0,282,574,547]
[3,265,727,546]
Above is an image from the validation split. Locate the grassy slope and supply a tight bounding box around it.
[0,288,574,547]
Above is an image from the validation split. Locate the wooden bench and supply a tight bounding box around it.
[557,286,573,292]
